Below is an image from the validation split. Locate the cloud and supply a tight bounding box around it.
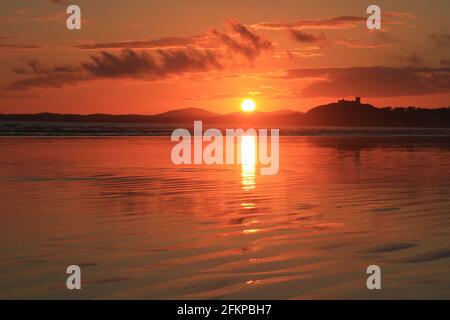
[334,32,393,48]
[75,36,204,50]
[83,49,221,78]
[253,15,399,49]
[8,60,84,90]
[277,66,450,98]
[250,12,415,31]
[0,44,43,50]
[75,21,272,62]
[8,74,85,91]
[286,28,393,49]
[212,21,272,60]
[251,16,366,31]
[252,13,412,49]
[384,12,416,20]
[76,20,272,62]
[6,20,273,91]
[8,48,223,90]
[13,59,80,75]
[289,30,325,44]
[272,49,323,59]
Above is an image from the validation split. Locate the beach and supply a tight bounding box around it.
[0,136,449,299]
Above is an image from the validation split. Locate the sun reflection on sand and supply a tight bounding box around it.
[240,135,256,193]
[240,135,257,216]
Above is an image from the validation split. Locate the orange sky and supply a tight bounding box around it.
[0,0,449,114]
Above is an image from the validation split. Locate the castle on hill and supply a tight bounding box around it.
[338,96,361,104]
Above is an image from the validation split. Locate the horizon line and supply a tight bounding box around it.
[2,99,450,116]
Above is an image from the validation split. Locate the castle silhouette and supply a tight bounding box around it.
[338,97,361,104]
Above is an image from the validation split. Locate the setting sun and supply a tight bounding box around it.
[241,99,256,112]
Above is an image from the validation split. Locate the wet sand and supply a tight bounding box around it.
[0,136,449,299]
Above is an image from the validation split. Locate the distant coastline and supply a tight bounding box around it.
[1,98,450,135]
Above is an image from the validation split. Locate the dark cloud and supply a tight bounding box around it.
[8,74,85,91]
[258,19,392,48]
[253,14,409,49]
[231,22,271,48]
[9,60,85,90]
[287,30,393,49]
[212,21,272,60]
[76,21,273,62]
[7,21,272,91]
[82,50,159,78]
[82,49,221,78]
[8,48,222,90]
[13,59,80,75]
[75,36,203,50]
[289,30,325,44]
[278,66,450,97]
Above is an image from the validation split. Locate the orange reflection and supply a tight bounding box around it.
[241,135,256,192]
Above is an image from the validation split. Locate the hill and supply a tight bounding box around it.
[304,100,450,127]
[1,100,450,127]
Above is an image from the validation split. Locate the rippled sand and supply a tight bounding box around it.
[0,136,449,299]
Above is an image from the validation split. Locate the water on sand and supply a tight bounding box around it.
[0,136,449,299]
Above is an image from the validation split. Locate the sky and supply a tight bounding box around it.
[0,0,449,114]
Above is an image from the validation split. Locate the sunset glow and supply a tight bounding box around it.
[0,1,449,115]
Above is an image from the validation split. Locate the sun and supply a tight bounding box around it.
[241,99,256,112]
